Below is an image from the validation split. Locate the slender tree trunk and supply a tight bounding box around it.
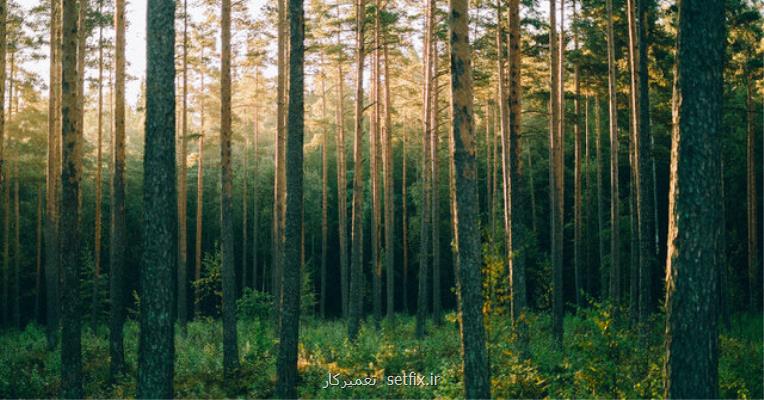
[320,66,328,318]
[137,0,176,396]
[0,0,6,329]
[606,0,620,303]
[746,74,759,312]
[371,0,382,325]
[635,0,655,321]
[507,0,527,342]
[595,96,607,298]
[177,0,189,331]
[109,0,127,379]
[549,0,563,346]
[12,163,18,329]
[335,37,349,318]
[220,0,239,381]
[273,0,287,307]
[664,1,724,396]
[383,31,395,320]
[252,71,260,290]
[61,0,84,393]
[402,121,409,314]
[194,46,205,317]
[44,0,60,350]
[573,0,583,308]
[35,183,43,322]
[92,3,104,330]
[626,0,639,324]
[526,141,537,235]
[416,0,434,339]
[431,34,441,324]
[449,0,491,395]
[348,0,366,341]
[2,173,7,327]
[276,0,304,394]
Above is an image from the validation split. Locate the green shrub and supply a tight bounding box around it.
[237,288,275,321]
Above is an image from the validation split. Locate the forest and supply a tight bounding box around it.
[0,0,761,398]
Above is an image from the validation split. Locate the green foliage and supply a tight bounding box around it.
[237,288,274,321]
[0,310,760,399]
[193,244,223,316]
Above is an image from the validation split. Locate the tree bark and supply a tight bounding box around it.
[110,0,127,378]
[383,30,395,320]
[137,0,176,396]
[320,66,328,318]
[220,0,239,381]
[431,33,441,325]
[35,184,43,322]
[92,1,104,330]
[402,118,409,314]
[276,0,304,394]
[194,44,205,317]
[44,0,60,350]
[416,0,434,339]
[348,0,366,341]
[371,0,382,325]
[606,0,620,303]
[61,0,84,394]
[595,95,607,298]
[252,71,260,290]
[549,0,563,346]
[273,0,287,307]
[449,0,491,396]
[335,41,349,318]
[664,0,724,396]
[573,0,583,308]
[746,73,759,312]
[177,0,189,331]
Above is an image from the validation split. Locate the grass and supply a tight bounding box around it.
[0,309,761,399]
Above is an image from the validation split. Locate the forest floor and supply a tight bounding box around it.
[0,307,761,399]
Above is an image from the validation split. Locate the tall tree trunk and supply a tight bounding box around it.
[276,0,304,395]
[402,119,409,314]
[416,0,434,339]
[92,1,104,330]
[371,0,382,325]
[448,0,491,395]
[383,30,395,320]
[194,45,205,317]
[137,0,176,396]
[633,0,656,321]
[507,0,527,341]
[12,163,18,329]
[220,0,239,381]
[605,0,620,303]
[44,0,60,350]
[320,66,328,318]
[626,0,639,324]
[746,73,759,312]
[431,34,441,324]
[35,183,43,322]
[348,0,366,341]
[61,0,84,394]
[110,0,127,378]
[549,0,563,346]
[2,172,7,327]
[177,0,189,331]
[273,0,287,306]
[251,71,260,290]
[573,0,583,308]
[335,34,349,317]
[664,0,724,396]
[595,96,607,298]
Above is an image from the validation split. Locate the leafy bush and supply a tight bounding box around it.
[237,288,274,321]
